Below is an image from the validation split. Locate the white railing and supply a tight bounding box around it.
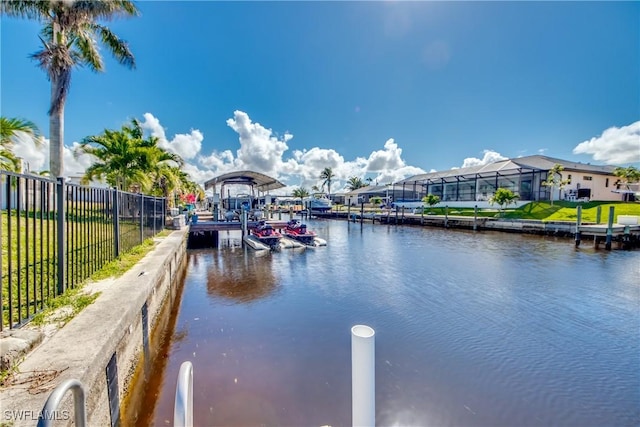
[174,361,194,427]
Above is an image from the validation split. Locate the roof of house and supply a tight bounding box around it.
[398,155,616,184]
[343,185,385,195]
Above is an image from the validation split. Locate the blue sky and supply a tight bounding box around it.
[2,1,639,192]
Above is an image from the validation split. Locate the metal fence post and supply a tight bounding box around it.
[162,197,166,230]
[113,188,120,258]
[140,194,145,245]
[56,177,66,296]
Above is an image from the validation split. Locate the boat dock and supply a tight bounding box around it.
[186,210,327,249]
[313,206,639,250]
[575,211,640,249]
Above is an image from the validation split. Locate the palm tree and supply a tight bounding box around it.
[319,167,334,198]
[1,0,138,177]
[75,120,182,192]
[614,166,640,202]
[0,117,41,172]
[346,176,366,191]
[292,187,309,204]
[421,194,441,213]
[541,163,569,206]
[489,188,519,217]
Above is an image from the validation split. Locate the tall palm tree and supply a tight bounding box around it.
[0,116,41,172]
[1,0,138,177]
[319,167,334,198]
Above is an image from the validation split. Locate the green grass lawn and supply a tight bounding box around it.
[352,201,640,223]
[1,208,164,329]
[502,201,640,222]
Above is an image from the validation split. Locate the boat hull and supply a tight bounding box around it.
[283,231,317,246]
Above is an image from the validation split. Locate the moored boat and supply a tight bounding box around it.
[303,193,332,212]
[252,220,282,247]
[283,219,317,246]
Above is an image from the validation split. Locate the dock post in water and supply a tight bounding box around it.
[445,205,449,228]
[241,210,248,238]
[352,325,375,427]
[596,205,602,224]
[360,202,364,224]
[575,205,582,247]
[473,205,478,231]
[605,206,615,250]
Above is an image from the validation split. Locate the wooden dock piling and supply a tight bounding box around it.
[473,205,478,231]
[605,206,614,250]
[575,206,582,247]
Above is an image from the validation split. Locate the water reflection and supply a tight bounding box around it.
[204,248,280,303]
[135,220,640,427]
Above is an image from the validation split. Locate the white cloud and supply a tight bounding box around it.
[10,110,426,194]
[367,138,406,171]
[140,113,202,160]
[12,136,93,177]
[572,121,640,164]
[226,111,290,177]
[461,150,507,168]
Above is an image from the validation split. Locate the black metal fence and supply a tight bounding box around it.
[1,171,166,330]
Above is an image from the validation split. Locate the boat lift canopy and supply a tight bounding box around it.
[204,171,286,193]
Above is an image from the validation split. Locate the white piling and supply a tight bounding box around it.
[174,361,193,427]
[352,325,375,427]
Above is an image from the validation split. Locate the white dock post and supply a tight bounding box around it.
[352,325,375,427]
[241,209,248,237]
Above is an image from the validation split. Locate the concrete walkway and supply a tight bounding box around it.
[0,228,188,426]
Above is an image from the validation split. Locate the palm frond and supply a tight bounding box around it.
[93,23,135,68]
[0,0,50,20]
[74,27,103,72]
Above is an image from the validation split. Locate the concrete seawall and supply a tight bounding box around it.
[0,229,188,427]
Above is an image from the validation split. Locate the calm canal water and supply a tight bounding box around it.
[131,219,639,427]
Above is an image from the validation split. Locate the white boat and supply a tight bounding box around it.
[303,193,332,212]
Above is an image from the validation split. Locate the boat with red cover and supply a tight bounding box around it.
[283,219,317,246]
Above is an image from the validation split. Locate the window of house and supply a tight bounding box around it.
[583,176,592,181]
[567,174,572,184]
[605,178,609,187]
